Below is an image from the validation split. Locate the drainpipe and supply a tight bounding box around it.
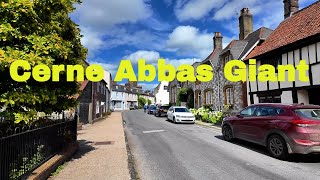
[217,66,221,111]
[209,61,221,111]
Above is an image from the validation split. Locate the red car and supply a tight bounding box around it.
[222,103,320,160]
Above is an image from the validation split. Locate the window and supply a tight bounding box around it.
[164,86,168,90]
[224,86,234,105]
[240,106,257,116]
[261,56,281,71]
[258,95,281,103]
[295,109,320,120]
[204,89,213,105]
[256,106,284,116]
[174,108,189,112]
[224,54,231,65]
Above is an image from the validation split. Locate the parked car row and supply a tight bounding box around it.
[146,104,196,124]
[144,103,320,160]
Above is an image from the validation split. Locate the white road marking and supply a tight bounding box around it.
[142,129,165,134]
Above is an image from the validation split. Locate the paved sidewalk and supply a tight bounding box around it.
[53,112,130,180]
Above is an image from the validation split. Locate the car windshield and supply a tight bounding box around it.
[175,108,189,112]
[160,106,170,110]
[150,106,156,110]
[295,108,320,120]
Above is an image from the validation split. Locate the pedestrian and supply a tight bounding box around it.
[144,104,147,113]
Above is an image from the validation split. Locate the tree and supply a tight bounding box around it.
[0,0,87,123]
[138,95,146,109]
[147,99,151,105]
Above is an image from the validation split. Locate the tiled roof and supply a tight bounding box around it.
[246,1,320,59]
[239,27,273,59]
[202,47,222,66]
[74,80,89,99]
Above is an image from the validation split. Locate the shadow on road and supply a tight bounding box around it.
[214,135,320,163]
[165,119,195,125]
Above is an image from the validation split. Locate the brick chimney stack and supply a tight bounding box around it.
[284,0,299,19]
[213,32,223,49]
[239,8,253,40]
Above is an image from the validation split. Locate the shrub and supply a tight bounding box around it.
[102,112,108,117]
[190,107,224,125]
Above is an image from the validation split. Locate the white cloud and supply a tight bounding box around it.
[73,0,152,28]
[138,83,159,91]
[166,26,213,58]
[71,0,160,57]
[87,60,119,77]
[174,0,225,21]
[124,51,161,64]
[212,0,258,21]
[123,50,201,67]
[165,58,201,67]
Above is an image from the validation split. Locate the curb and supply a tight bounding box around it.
[195,121,222,131]
[26,143,79,180]
[122,115,140,180]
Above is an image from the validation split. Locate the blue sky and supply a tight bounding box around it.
[70,0,316,90]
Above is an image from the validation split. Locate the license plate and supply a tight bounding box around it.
[163,110,168,112]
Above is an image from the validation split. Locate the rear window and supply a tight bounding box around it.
[160,106,170,110]
[295,109,320,120]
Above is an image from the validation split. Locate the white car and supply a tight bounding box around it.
[167,106,195,124]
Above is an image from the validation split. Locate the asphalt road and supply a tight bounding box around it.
[123,110,320,180]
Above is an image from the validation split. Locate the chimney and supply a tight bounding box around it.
[239,8,253,40]
[213,32,223,49]
[284,0,299,19]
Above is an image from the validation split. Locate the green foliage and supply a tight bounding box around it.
[186,88,194,108]
[223,104,233,111]
[203,104,213,111]
[138,95,146,108]
[0,0,87,123]
[10,145,45,179]
[190,107,224,125]
[177,88,188,102]
[147,99,152,105]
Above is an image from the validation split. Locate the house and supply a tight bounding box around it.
[245,0,320,105]
[76,79,109,124]
[154,81,169,105]
[188,8,273,112]
[168,76,181,105]
[193,33,223,109]
[111,82,155,110]
[104,70,112,112]
[73,62,111,124]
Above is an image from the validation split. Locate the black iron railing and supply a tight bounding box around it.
[0,117,77,180]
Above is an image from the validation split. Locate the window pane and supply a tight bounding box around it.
[240,107,257,116]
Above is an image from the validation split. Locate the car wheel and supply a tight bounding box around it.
[222,125,234,142]
[267,134,289,160]
[173,117,177,124]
